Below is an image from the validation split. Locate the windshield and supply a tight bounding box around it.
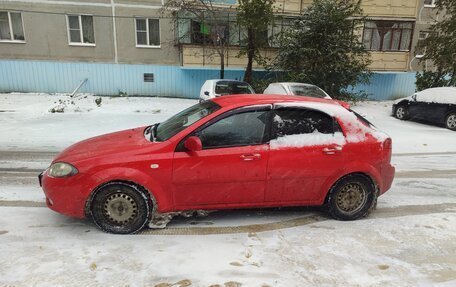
[289,85,329,98]
[156,101,221,141]
[215,81,253,95]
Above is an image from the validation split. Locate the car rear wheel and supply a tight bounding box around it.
[445,113,456,131]
[326,174,376,221]
[395,105,408,120]
[90,182,152,234]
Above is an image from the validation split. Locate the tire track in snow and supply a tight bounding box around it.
[1,201,455,235]
[139,203,456,235]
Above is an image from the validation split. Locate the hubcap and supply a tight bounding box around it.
[447,115,456,129]
[396,107,405,119]
[336,183,367,214]
[104,192,138,225]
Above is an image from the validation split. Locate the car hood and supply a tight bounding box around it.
[394,95,413,104]
[53,126,151,163]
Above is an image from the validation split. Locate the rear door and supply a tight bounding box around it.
[172,106,271,208]
[266,107,347,203]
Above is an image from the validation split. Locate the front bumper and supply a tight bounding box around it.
[39,171,88,219]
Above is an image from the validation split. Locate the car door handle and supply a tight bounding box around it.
[322,145,343,155]
[240,153,261,161]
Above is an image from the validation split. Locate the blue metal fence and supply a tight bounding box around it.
[0,59,417,100]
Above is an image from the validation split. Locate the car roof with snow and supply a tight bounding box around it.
[415,87,456,105]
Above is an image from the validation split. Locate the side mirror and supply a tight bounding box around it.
[184,136,202,152]
[204,91,210,96]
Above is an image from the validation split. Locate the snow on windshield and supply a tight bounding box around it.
[270,102,388,149]
[416,87,456,104]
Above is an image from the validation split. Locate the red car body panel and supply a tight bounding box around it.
[41,95,395,219]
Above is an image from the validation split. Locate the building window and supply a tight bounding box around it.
[362,21,413,52]
[424,0,436,7]
[135,18,160,47]
[189,20,230,45]
[416,31,430,57]
[67,15,95,45]
[0,11,25,42]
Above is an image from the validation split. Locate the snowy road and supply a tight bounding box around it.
[1,94,456,286]
[1,150,456,286]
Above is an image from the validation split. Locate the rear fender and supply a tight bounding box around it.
[317,162,382,204]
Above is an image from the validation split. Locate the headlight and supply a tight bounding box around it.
[48,162,78,178]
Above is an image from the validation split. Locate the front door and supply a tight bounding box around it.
[266,107,346,203]
[173,107,271,208]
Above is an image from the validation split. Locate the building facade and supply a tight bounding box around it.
[0,0,439,99]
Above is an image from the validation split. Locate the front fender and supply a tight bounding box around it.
[84,167,173,213]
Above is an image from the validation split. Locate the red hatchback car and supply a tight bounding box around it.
[40,95,395,234]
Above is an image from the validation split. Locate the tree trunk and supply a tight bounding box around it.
[220,50,225,79]
[244,28,254,84]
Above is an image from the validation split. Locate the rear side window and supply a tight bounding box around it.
[215,81,253,95]
[196,110,269,149]
[272,108,335,139]
[289,85,328,98]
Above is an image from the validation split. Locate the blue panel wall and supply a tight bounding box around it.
[0,60,417,100]
[351,72,417,100]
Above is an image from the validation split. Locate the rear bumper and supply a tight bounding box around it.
[380,163,395,195]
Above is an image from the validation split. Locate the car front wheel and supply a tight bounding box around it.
[445,113,456,131]
[395,105,408,120]
[326,174,376,221]
[90,182,152,234]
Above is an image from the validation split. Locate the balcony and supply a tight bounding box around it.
[181,45,277,68]
[274,0,417,18]
[368,51,409,71]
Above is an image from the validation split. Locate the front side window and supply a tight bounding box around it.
[272,108,335,139]
[362,21,413,51]
[196,109,269,149]
[136,18,160,47]
[67,15,95,44]
[0,11,25,42]
[156,101,220,141]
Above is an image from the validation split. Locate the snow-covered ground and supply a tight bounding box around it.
[1,93,456,287]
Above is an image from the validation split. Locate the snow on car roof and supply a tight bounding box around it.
[416,87,456,104]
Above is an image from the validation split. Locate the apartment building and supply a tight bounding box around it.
[0,0,439,99]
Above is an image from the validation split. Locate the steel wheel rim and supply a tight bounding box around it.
[447,115,456,129]
[103,192,138,225]
[336,183,367,214]
[396,107,405,119]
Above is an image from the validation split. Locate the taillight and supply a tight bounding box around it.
[383,138,392,150]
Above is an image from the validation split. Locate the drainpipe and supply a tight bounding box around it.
[111,0,119,64]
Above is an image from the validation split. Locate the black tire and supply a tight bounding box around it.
[90,182,152,234]
[326,174,376,221]
[394,105,408,120]
[445,113,456,131]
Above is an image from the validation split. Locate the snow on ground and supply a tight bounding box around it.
[0,93,196,151]
[1,94,456,286]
